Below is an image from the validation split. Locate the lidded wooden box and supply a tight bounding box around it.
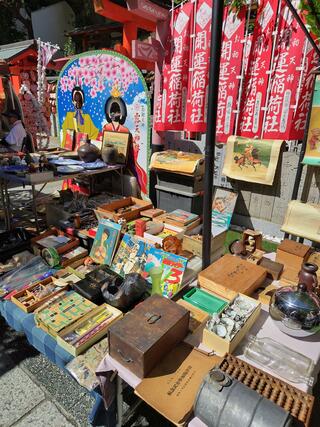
[108,294,189,378]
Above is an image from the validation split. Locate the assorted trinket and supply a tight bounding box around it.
[206,295,257,341]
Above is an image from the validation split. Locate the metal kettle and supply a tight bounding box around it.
[269,283,320,337]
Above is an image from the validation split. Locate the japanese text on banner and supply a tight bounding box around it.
[216,6,245,142]
[290,43,318,140]
[154,2,193,131]
[238,0,279,138]
[263,0,308,139]
[184,0,212,133]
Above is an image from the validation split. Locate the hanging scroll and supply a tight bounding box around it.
[222,136,283,185]
[154,2,193,131]
[302,75,320,166]
[238,0,279,138]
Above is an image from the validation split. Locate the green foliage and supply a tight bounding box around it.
[299,0,320,39]
[224,0,247,14]
[0,6,25,44]
[63,36,76,57]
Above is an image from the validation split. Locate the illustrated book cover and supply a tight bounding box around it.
[89,219,122,265]
[143,248,188,298]
[111,234,151,277]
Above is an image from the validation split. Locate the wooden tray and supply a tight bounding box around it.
[96,197,153,222]
[31,227,79,256]
[11,277,67,313]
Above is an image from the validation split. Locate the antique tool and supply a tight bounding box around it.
[194,368,293,427]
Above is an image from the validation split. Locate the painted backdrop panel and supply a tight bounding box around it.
[56,50,150,197]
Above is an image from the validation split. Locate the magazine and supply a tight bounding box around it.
[143,248,187,298]
[89,219,122,265]
[111,234,150,277]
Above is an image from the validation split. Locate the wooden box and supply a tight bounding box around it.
[57,303,123,356]
[202,293,261,356]
[11,277,67,313]
[31,227,79,256]
[276,239,311,283]
[198,254,267,299]
[35,291,96,337]
[95,197,153,222]
[182,230,226,259]
[108,294,189,378]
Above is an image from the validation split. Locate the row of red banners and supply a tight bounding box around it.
[154,0,317,142]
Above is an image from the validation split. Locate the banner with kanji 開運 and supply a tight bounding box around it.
[154,2,193,131]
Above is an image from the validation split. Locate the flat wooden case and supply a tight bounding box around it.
[108,294,190,378]
[57,303,122,356]
[198,254,267,299]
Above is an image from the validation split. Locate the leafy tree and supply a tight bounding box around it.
[300,0,320,39]
[0,0,98,44]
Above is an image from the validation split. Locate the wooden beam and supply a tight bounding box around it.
[93,0,156,32]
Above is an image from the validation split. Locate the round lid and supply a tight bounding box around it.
[275,284,320,313]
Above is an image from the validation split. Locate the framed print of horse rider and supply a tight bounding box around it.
[222,136,283,185]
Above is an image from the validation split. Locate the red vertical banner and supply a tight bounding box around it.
[216,7,245,142]
[184,0,212,132]
[238,0,279,138]
[263,0,308,139]
[154,2,194,131]
[290,44,318,140]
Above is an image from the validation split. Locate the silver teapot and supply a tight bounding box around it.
[269,284,320,338]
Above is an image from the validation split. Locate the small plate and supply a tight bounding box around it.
[83,161,107,170]
[57,165,85,174]
[50,158,83,166]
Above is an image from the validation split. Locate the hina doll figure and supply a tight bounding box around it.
[61,86,99,147]
[99,88,130,137]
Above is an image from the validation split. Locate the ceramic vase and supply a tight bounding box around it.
[149,266,163,296]
[298,262,318,292]
[77,142,100,163]
[101,144,118,165]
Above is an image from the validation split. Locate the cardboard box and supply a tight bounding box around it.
[202,293,261,356]
[276,239,311,283]
[182,230,226,259]
[95,197,152,222]
[135,343,221,426]
[57,303,122,356]
[198,254,267,299]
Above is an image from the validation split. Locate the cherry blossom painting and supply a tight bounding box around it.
[56,50,150,197]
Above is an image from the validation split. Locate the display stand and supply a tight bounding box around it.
[0,165,124,232]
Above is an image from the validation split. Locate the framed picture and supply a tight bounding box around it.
[65,129,75,150]
[75,132,88,150]
[103,131,130,164]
